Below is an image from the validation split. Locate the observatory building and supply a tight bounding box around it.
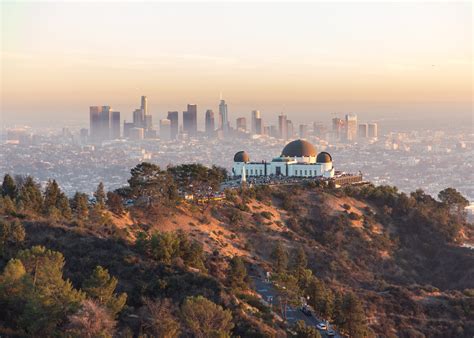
[232,139,335,179]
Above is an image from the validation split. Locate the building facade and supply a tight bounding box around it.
[232,139,335,179]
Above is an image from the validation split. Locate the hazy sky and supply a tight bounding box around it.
[1,1,472,128]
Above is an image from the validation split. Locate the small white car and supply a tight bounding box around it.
[316,323,327,330]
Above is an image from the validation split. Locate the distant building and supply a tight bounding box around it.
[123,122,134,138]
[79,128,89,144]
[287,120,294,139]
[129,127,144,141]
[232,139,334,178]
[141,95,148,115]
[278,114,288,139]
[255,117,263,135]
[345,113,357,141]
[332,117,344,140]
[236,117,246,132]
[205,110,215,135]
[269,125,278,138]
[251,110,260,134]
[358,123,368,138]
[219,99,229,133]
[313,122,326,138]
[183,104,197,137]
[167,111,179,139]
[368,123,378,138]
[111,111,121,139]
[90,105,115,141]
[132,108,144,128]
[160,119,171,141]
[299,124,309,139]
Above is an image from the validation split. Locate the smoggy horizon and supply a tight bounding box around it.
[1,2,472,129]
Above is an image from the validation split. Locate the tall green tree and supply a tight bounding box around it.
[438,188,469,213]
[17,176,43,214]
[94,182,106,209]
[2,174,17,199]
[180,296,234,338]
[128,162,178,207]
[271,241,288,273]
[307,277,334,320]
[1,246,85,335]
[106,191,124,215]
[71,192,89,219]
[82,266,127,317]
[339,292,367,338]
[227,256,248,289]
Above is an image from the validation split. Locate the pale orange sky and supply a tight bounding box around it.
[1,1,472,127]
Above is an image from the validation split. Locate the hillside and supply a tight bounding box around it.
[0,166,473,337]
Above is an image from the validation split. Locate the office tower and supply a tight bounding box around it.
[183,104,197,137]
[144,114,153,130]
[89,106,101,141]
[129,127,144,140]
[345,113,358,141]
[141,96,147,115]
[263,126,271,136]
[219,99,229,132]
[269,125,278,138]
[255,118,263,135]
[368,123,378,138]
[358,123,368,138]
[236,117,246,131]
[111,111,121,139]
[205,110,215,135]
[313,122,327,138]
[278,114,288,139]
[299,124,309,139]
[90,106,113,141]
[287,120,294,139]
[79,128,88,144]
[251,110,261,134]
[123,121,135,138]
[167,111,179,139]
[160,119,171,141]
[133,108,144,127]
[332,117,344,140]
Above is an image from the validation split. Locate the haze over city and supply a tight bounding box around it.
[1,2,472,129]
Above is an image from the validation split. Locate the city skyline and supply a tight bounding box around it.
[1,2,472,128]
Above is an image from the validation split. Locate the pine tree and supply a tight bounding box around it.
[94,182,106,209]
[0,196,16,215]
[43,180,61,214]
[17,176,43,214]
[71,192,89,220]
[82,266,127,317]
[57,194,72,220]
[180,296,234,337]
[342,292,367,338]
[227,256,248,289]
[2,174,17,199]
[271,241,288,273]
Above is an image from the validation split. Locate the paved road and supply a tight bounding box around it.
[253,277,341,338]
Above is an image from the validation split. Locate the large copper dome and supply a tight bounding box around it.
[233,151,250,162]
[281,139,317,157]
[316,152,332,163]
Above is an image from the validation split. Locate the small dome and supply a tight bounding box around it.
[281,139,316,157]
[234,151,250,162]
[316,152,332,163]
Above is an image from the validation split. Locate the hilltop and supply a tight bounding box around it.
[0,164,473,337]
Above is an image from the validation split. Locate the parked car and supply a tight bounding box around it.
[327,328,336,336]
[316,323,327,330]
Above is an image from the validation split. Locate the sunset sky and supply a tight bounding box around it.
[1,1,472,127]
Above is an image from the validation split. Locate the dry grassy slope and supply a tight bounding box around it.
[116,189,392,274]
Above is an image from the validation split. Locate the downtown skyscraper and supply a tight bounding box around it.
[219,99,229,133]
[183,104,197,137]
[205,109,215,135]
[90,106,120,141]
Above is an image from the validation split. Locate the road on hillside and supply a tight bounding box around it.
[253,277,342,338]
